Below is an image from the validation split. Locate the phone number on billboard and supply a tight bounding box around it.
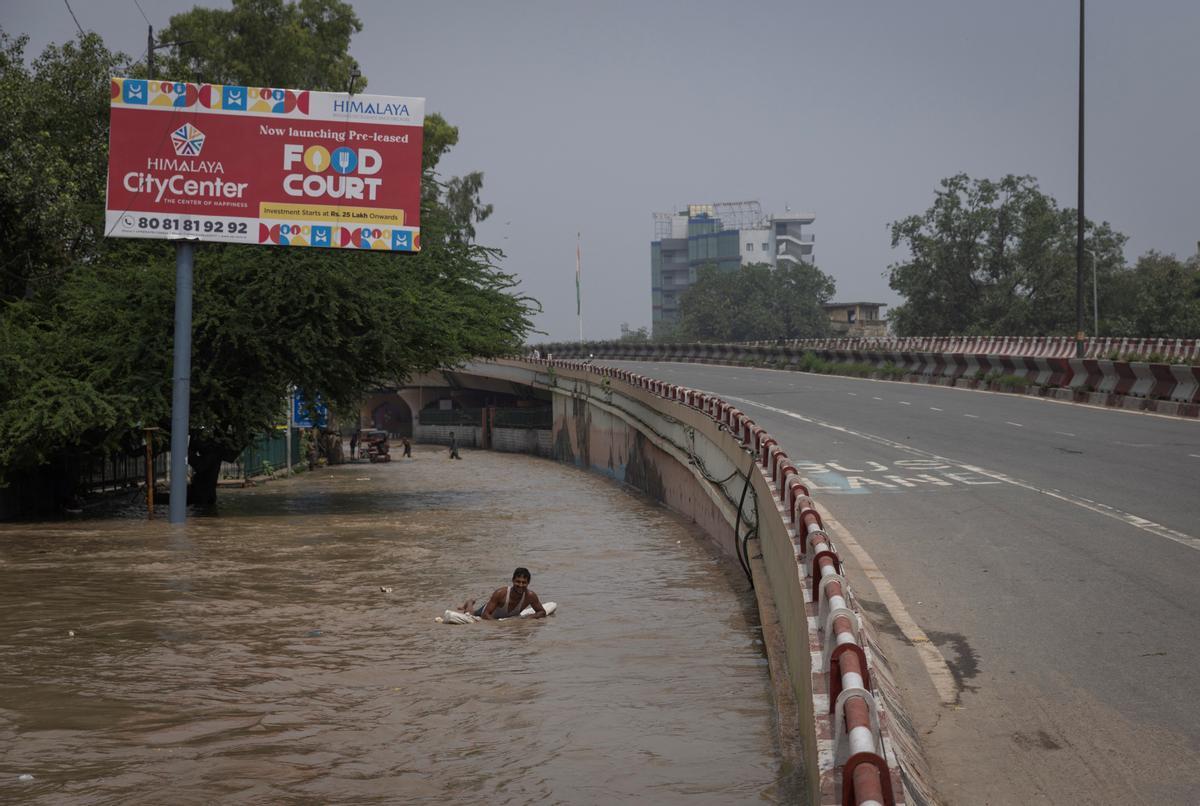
[130,216,250,234]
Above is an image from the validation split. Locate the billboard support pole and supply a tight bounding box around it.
[169,240,196,524]
[286,386,293,477]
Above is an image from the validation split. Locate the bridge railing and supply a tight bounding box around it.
[530,339,1200,417]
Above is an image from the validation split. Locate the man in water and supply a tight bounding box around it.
[459,567,547,619]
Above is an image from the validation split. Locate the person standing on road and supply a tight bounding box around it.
[402,437,412,458]
[448,432,461,460]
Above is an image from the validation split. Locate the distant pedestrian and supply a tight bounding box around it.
[402,437,412,458]
[349,431,359,459]
[448,432,461,460]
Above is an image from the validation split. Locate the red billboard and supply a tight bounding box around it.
[105,79,425,252]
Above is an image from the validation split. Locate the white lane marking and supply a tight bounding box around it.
[963,413,979,418]
[720,394,1200,553]
[608,359,1192,421]
[929,407,943,412]
[816,503,960,706]
[1006,422,1023,428]
[899,401,912,406]
[1055,431,1076,437]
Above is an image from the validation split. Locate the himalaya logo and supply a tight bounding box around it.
[333,99,411,117]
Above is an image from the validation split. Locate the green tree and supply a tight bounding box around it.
[886,174,1126,337]
[677,261,834,342]
[1105,251,1200,338]
[444,172,494,244]
[0,31,128,301]
[153,0,362,89]
[618,323,650,343]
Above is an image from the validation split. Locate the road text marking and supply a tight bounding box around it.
[719,394,1200,553]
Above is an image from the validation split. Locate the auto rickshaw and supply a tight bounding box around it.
[357,429,391,462]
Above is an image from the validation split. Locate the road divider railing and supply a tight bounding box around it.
[533,340,1200,418]
[521,357,907,805]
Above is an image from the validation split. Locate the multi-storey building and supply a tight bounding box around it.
[651,201,815,337]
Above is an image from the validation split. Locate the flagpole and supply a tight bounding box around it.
[576,232,583,344]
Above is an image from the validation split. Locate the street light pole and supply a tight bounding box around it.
[1080,0,1089,359]
[1085,249,1098,337]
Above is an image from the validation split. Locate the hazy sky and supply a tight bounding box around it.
[5,1,1199,341]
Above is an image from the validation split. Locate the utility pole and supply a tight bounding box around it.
[144,425,159,518]
[1075,0,1086,358]
[146,25,190,79]
[576,232,583,344]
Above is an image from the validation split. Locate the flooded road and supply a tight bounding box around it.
[0,446,786,803]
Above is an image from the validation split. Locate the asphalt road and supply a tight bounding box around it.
[607,360,1200,806]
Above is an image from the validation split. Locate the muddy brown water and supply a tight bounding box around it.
[0,446,788,803]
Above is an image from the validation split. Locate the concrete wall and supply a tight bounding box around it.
[452,358,909,804]
[414,424,481,447]
[491,427,553,457]
[546,372,742,560]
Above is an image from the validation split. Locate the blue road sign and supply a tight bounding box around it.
[293,394,328,428]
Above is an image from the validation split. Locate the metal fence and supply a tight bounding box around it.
[220,429,302,479]
[78,448,170,494]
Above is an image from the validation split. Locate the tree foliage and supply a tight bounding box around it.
[0,31,128,301]
[0,7,534,510]
[618,323,650,343]
[153,0,363,90]
[882,173,1198,337]
[676,262,835,342]
[1105,251,1200,338]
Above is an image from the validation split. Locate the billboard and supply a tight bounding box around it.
[105,79,425,252]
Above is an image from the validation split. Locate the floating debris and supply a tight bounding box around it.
[379,586,393,593]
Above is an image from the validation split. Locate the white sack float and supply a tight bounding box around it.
[439,601,558,624]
